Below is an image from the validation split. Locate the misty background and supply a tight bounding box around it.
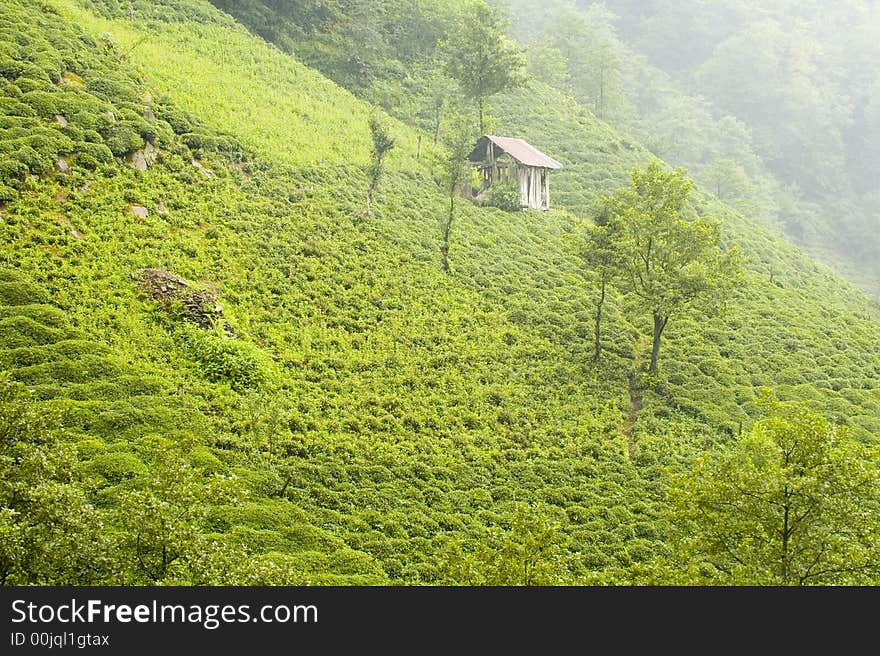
[504,0,880,297]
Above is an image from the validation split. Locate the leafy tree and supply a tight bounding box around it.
[440,2,525,133]
[416,66,458,145]
[548,4,629,121]
[605,160,742,374]
[366,113,395,214]
[525,43,570,90]
[438,503,568,585]
[657,397,880,585]
[579,210,619,362]
[0,374,116,584]
[115,444,240,583]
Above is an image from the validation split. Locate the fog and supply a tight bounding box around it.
[502,0,880,297]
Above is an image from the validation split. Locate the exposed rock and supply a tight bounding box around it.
[59,71,83,86]
[144,106,155,122]
[55,215,83,239]
[130,153,147,171]
[54,114,68,127]
[56,158,69,173]
[191,159,214,177]
[129,141,157,170]
[137,268,224,328]
[129,205,148,219]
[156,202,170,215]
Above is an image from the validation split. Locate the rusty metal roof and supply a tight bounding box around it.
[480,135,563,170]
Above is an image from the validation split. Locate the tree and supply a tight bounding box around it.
[548,4,631,121]
[605,160,741,374]
[525,43,570,90]
[580,209,619,362]
[657,397,880,585]
[365,113,395,214]
[440,2,525,133]
[696,158,760,214]
[0,373,116,584]
[433,117,475,273]
[438,503,568,585]
[116,445,240,583]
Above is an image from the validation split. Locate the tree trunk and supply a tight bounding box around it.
[593,277,605,362]
[478,97,484,134]
[278,472,292,498]
[434,102,442,145]
[781,500,790,584]
[442,196,454,272]
[649,311,668,374]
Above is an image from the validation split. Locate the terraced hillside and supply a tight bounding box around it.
[1,0,878,585]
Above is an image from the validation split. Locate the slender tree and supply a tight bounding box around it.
[435,118,475,272]
[440,2,525,134]
[580,210,619,362]
[605,160,742,374]
[365,114,395,214]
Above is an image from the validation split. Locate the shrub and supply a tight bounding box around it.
[102,123,144,156]
[180,326,270,391]
[20,90,56,117]
[85,451,148,483]
[0,281,50,305]
[160,106,195,134]
[486,180,522,212]
[0,183,16,202]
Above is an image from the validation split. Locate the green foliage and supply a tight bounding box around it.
[438,503,570,584]
[486,179,520,212]
[0,280,50,305]
[440,1,525,132]
[0,0,877,588]
[603,160,743,373]
[431,113,477,272]
[115,446,241,583]
[0,373,117,584]
[179,326,271,392]
[578,218,620,362]
[653,397,880,585]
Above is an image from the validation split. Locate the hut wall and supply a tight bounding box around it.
[471,138,555,210]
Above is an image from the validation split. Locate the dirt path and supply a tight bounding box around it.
[622,376,642,461]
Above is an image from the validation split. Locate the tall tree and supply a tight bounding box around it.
[605,160,741,374]
[366,113,395,214]
[657,397,880,585]
[549,4,628,121]
[433,117,475,272]
[579,210,619,362]
[440,2,525,133]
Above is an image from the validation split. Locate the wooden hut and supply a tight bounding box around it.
[468,135,562,210]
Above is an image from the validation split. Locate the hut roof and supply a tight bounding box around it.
[470,135,563,170]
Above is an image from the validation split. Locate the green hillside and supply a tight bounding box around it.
[1,0,879,585]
